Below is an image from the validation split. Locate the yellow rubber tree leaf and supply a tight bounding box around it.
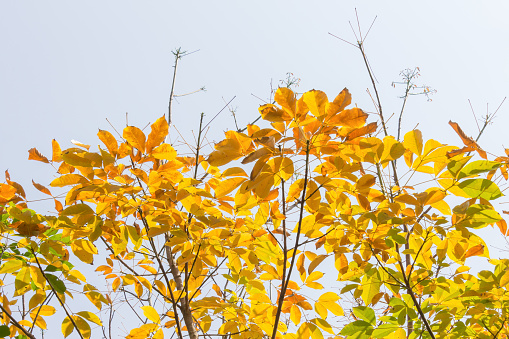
[404,129,423,156]
[52,139,62,162]
[61,316,74,337]
[290,305,301,325]
[29,266,45,289]
[329,107,367,128]
[97,129,118,156]
[259,104,292,122]
[146,116,169,153]
[123,126,146,153]
[71,239,98,264]
[274,87,296,119]
[215,177,247,198]
[303,90,328,118]
[151,143,177,161]
[0,260,24,274]
[76,311,102,326]
[141,305,160,323]
[75,315,91,339]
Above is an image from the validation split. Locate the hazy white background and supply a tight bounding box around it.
[1,1,509,337]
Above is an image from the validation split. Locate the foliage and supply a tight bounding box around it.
[1,85,509,339]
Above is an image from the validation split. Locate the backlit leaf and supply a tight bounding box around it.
[123,126,146,152]
[141,305,160,323]
[403,129,423,156]
[458,179,502,200]
[97,130,118,156]
[146,116,169,152]
[28,148,50,163]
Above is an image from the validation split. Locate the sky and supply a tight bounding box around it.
[1,1,509,337]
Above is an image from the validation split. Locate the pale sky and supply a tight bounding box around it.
[1,1,509,337]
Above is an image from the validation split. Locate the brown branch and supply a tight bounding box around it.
[271,140,310,339]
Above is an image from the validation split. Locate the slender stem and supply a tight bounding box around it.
[0,303,36,339]
[168,48,182,127]
[395,245,436,339]
[32,253,84,339]
[271,140,310,339]
[358,42,388,137]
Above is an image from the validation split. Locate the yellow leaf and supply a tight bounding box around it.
[75,315,91,339]
[221,167,248,177]
[29,292,46,310]
[97,130,118,156]
[325,302,344,316]
[329,107,367,128]
[500,270,509,287]
[76,311,102,326]
[403,129,423,156]
[52,139,62,162]
[306,271,323,283]
[32,305,55,317]
[308,322,324,339]
[325,88,351,118]
[146,116,169,152]
[33,315,47,330]
[151,143,177,161]
[29,266,45,289]
[141,305,161,323]
[71,239,98,264]
[208,138,242,167]
[308,255,328,274]
[123,126,146,152]
[388,328,406,339]
[318,292,340,302]
[290,305,301,325]
[274,87,296,118]
[303,90,328,118]
[0,260,24,274]
[215,177,247,198]
[50,174,88,187]
[61,316,74,338]
[259,104,292,122]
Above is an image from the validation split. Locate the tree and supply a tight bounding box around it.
[0,81,508,339]
[1,28,509,339]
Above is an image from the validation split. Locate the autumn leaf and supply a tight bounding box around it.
[123,126,146,153]
[28,147,50,163]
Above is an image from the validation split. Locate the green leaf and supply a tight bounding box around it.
[0,325,10,337]
[447,156,472,177]
[372,324,398,338]
[353,306,376,325]
[46,273,66,293]
[457,160,501,179]
[340,320,372,338]
[458,179,502,200]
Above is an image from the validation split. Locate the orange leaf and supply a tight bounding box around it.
[259,104,292,122]
[0,184,17,203]
[448,121,487,159]
[346,122,377,141]
[328,107,367,128]
[274,87,296,119]
[497,219,508,236]
[97,130,118,156]
[32,180,51,196]
[302,90,328,119]
[52,139,62,162]
[146,116,169,152]
[28,148,49,163]
[123,126,146,153]
[465,244,484,258]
